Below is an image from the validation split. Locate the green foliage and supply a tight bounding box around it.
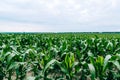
[0,33,120,80]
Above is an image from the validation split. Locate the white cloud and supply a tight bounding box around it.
[0,21,54,32]
[111,0,117,8]
[0,0,117,19]
[0,0,120,32]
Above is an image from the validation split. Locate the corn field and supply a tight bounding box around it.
[0,33,120,80]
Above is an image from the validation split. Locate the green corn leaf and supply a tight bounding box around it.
[26,76,35,80]
[88,51,95,65]
[112,61,120,70]
[43,59,56,73]
[88,50,94,57]
[56,61,68,74]
[73,62,79,68]
[70,53,75,68]
[88,64,96,80]
[60,65,68,74]
[103,55,111,72]
[96,56,104,68]
[65,53,69,68]
[8,62,26,70]
[8,62,19,70]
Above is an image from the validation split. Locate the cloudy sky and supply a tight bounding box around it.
[0,0,120,32]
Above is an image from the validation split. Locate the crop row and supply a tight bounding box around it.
[0,33,120,80]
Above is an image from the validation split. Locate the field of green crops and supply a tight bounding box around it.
[0,33,120,80]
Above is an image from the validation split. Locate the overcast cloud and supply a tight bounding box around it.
[0,0,120,32]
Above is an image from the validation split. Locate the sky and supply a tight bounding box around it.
[0,0,120,32]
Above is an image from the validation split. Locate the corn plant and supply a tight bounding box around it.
[0,33,120,80]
